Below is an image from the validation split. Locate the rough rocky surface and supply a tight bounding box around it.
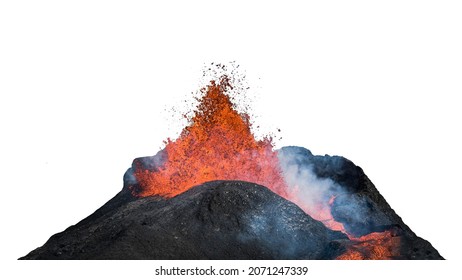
[20,146,443,260]
[278,146,443,260]
[20,181,347,260]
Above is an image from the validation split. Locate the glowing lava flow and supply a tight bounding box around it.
[337,231,401,260]
[133,76,399,260]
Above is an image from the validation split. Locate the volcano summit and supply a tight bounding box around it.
[21,74,443,260]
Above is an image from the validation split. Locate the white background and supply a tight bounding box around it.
[1,1,461,279]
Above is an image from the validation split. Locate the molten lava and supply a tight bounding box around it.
[337,231,401,260]
[134,76,287,198]
[132,75,400,260]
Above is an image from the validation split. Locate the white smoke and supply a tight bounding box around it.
[277,146,393,236]
[277,147,346,224]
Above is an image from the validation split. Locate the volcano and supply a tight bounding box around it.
[20,74,443,260]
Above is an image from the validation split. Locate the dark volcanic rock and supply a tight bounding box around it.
[20,181,347,260]
[278,146,443,260]
[21,146,443,260]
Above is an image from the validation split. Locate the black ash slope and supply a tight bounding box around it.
[20,180,347,260]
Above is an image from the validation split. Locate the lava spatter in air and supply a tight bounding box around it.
[132,74,399,260]
[133,76,287,198]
